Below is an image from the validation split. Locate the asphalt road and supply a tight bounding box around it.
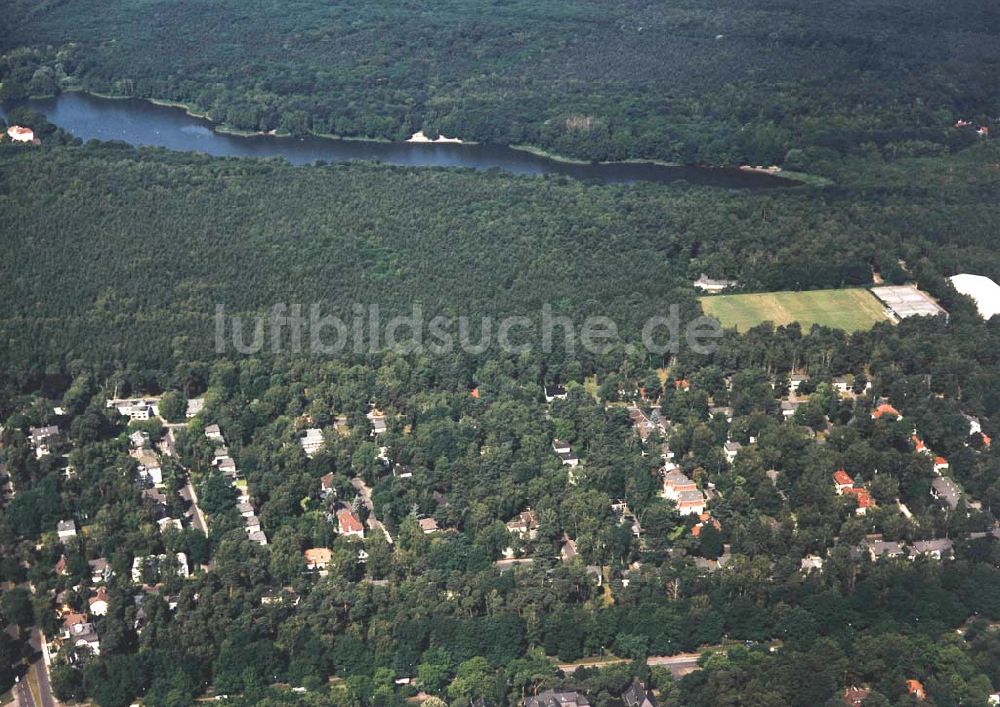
[557,652,703,678]
[12,629,56,707]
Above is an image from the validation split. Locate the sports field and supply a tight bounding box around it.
[700,288,893,333]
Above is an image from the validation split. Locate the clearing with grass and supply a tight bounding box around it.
[700,288,892,333]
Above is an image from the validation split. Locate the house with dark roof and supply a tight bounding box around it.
[544,384,568,403]
[622,680,656,707]
[909,539,953,560]
[931,477,962,509]
[868,540,905,561]
[524,690,590,707]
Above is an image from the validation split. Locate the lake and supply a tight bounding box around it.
[3,92,796,188]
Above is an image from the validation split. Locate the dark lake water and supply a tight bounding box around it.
[4,92,796,188]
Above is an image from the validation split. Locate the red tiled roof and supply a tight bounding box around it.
[844,487,876,508]
[337,508,364,534]
[934,456,948,467]
[873,403,900,419]
[833,470,854,486]
[304,548,332,566]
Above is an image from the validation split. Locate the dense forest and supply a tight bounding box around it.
[1,134,1000,384]
[1,0,999,164]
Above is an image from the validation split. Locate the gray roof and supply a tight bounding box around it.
[932,477,962,509]
[622,682,656,707]
[524,690,590,707]
[910,539,953,557]
[869,540,905,558]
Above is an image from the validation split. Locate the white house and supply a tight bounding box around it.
[299,428,325,457]
[7,125,34,142]
[57,519,77,541]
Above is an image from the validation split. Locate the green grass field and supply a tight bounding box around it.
[700,288,892,333]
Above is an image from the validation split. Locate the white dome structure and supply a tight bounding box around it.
[950,274,1000,319]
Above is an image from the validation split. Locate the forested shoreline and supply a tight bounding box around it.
[1,0,998,166]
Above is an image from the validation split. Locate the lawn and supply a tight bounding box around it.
[700,288,892,333]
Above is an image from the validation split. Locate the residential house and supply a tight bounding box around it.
[907,680,926,701]
[418,518,439,534]
[676,490,707,516]
[708,405,734,422]
[157,517,182,533]
[912,435,929,455]
[368,412,387,436]
[7,125,34,142]
[552,439,571,454]
[211,445,230,465]
[204,424,225,444]
[622,681,656,707]
[691,513,720,538]
[832,376,852,395]
[299,428,325,458]
[507,510,540,540]
[110,399,155,421]
[800,555,824,572]
[57,519,77,541]
[131,553,189,583]
[248,530,268,546]
[524,689,590,707]
[304,548,332,571]
[873,403,901,420]
[723,441,742,463]
[544,384,568,403]
[133,449,163,486]
[909,539,953,560]
[129,430,150,449]
[320,472,336,497]
[789,373,809,393]
[560,535,578,562]
[931,477,962,509]
[88,558,112,585]
[185,398,205,418]
[781,400,803,419]
[64,619,101,658]
[693,274,737,293]
[627,406,655,442]
[29,425,59,457]
[662,469,698,500]
[844,487,876,515]
[843,687,871,706]
[88,588,109,616]
[933,456,949,473]
[559,451,580,467]
[869,540,905,561]
[337,507,365,539]
[833,470,854,494]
